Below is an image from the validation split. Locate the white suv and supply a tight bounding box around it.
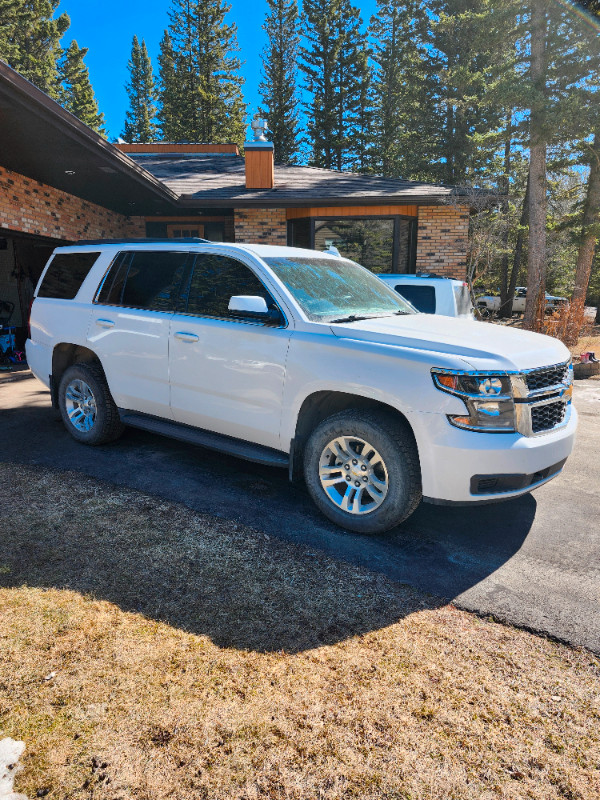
[27,240,577,533]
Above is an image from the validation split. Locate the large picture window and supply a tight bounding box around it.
[288,215,416,274]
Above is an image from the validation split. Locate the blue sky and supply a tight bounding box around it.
[57,0,379,141]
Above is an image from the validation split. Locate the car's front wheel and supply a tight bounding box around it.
[303,409,422,534]
[58,362,124,445]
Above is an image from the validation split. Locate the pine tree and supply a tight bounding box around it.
[427,0,507,186]
[259,0,300,163]
[157,31,181,141]
[301,0,372,170]
[122,36,158,143]
[0,0,69,96]
[58,40,106,134]
[157,0,246,145]
[369,0,438,181]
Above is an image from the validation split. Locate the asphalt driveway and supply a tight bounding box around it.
[1,372,599,653]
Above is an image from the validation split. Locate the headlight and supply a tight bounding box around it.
[432,369,516,432]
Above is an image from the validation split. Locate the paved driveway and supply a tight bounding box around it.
[1,372,599,652]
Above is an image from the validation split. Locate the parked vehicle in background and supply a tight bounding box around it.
[377,274,474,318]
[477,287,569,317]
[476,287,527,316]
[27,240,576,534]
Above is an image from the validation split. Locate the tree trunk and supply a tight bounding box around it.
[498,117,513,318]
[523,0,547,332]
[508,175,530,308]
[563,130,600,346]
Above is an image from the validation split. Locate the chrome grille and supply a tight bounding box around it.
[525,363,569,392]
[531,401,567,434]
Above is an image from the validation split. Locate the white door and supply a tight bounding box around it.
[87,249,189,418]
[169,253,291,451]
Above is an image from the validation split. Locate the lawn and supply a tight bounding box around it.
[0,463,598,799]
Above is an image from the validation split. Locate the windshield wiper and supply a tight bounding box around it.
[328,314,372,324]
[394,310,412,315]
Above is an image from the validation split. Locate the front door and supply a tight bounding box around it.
[87,249,189,418]
[169,252,291,451]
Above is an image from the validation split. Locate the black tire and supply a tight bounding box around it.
[303,409,422,534]
[58,362,124,445]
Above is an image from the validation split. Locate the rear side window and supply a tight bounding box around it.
[185,254,272,319]
[394,284,436,314]
[96,251,188,312]
[37,252,100,299]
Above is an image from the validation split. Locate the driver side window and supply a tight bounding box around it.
[185,254,276,320]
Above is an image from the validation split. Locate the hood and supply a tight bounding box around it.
[329,314,570,372]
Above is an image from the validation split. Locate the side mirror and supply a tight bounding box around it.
[228,295,282,324]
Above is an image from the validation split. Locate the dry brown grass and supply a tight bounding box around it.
[572,327,600,360]
[0,463,599,800]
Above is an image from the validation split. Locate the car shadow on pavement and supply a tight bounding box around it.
[1,383,537,652]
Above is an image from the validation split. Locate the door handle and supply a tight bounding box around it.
[96,318,115,328]
[174,332,199,343]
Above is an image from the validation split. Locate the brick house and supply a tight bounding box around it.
[0,59,471,345]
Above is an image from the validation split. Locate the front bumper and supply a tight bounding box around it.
[406,404,577,504]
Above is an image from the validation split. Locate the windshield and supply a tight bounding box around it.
[263,256,415,322]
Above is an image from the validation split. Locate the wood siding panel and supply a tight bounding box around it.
[245,150,275,190]
[286,205,418,219]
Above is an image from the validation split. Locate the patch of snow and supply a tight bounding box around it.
[0,739,28,800]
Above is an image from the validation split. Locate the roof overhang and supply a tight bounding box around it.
[0,60,178,215]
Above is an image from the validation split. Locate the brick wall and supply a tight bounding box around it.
[234,208,287,245]
[0,165,145,241]
[415,205,469,279]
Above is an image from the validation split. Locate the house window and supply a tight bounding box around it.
[288,216,416,273]
[166,222,225,242]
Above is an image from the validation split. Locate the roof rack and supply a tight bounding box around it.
[74,237,211,245]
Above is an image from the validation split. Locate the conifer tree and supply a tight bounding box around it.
[0,0,69,96]
[122,36,158,143]
[259,0,300,163]
[157,0,246,145]
[369,0,437,180]
[58,40,105,134]
[426,0,506,186]
[157,31,181,141]
[301,0,372,170]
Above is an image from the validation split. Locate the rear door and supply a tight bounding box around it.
[87,249,189,418]
[169,252,291,450]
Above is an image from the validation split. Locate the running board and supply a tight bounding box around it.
[118,410,289,468]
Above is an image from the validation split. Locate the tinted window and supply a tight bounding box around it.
[394,284,436,314]
[96,252,130,305]
[186,254,272,319]
[97,251,188,312]
[38,252,100,299]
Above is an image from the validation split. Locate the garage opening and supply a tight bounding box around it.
[0,231,58,356]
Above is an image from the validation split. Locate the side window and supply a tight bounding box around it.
[394,284,436,314]
[37,252,100,299]
[96,251,188,312]
[186,254,274,320]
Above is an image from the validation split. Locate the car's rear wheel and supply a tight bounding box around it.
[58,362,124,445]
[303,409,421,533]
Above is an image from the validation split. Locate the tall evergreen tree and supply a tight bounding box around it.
[122,36,158,143]
[369,0,437,180]
[0,0,69,96]
[259,0,300,163]
[427,0,507,186]
[157,0,246,144]
[301,0,372,170]
[58,40,105,134]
